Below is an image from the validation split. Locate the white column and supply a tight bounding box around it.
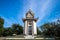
[24,21,27,35]
[33,21,37,35]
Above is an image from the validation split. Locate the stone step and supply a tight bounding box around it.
[24,35,35,39]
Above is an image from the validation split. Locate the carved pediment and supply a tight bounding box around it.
[26,13,33,18]
[26,9,34,18]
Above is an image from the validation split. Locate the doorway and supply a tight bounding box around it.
[28,26,32,35]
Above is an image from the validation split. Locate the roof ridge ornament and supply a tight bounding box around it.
[29,8,34,16]
[29,8,32,12]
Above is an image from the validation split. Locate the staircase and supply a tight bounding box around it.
[24,35,35,39]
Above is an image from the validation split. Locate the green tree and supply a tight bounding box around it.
[54,19,60,37]
[17,25,23,35]
[40,19,60,37]
[3,27,13,36]
[41,23,55,37]
[0,17,4,36]
[12,24,23,35]
[37,27,41,35]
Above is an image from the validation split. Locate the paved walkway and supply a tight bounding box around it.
[0,37,55,40]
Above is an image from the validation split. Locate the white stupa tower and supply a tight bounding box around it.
[22,9,38,38]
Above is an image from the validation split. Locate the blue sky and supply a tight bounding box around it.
[0,0,60,27]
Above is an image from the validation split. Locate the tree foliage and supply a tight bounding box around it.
[12,24,23,35]
[0,17,4,36]
[40,19,60,37]
[37,27,41,35]
[0,17,23,37]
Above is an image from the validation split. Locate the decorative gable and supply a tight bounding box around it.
[26,9,34,18]
[26,13,33,18]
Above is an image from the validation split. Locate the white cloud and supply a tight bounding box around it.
[17,0,53,26]
[36,0,51,24]
[29,0,37,10]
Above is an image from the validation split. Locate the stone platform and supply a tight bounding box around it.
[24,35,36,39]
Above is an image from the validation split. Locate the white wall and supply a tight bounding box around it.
[24,20,37,35]
[33,21,37,35]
